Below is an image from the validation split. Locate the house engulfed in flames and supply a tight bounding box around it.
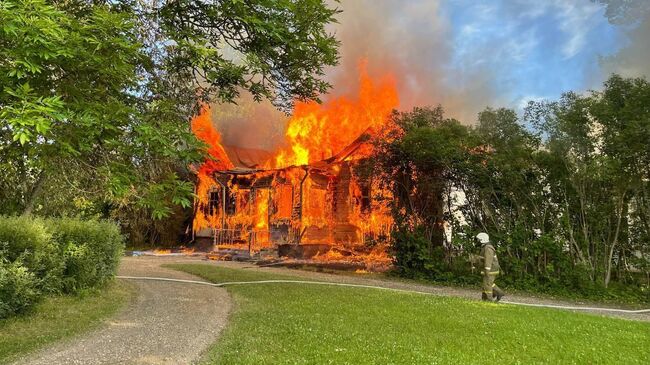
[191,65,398,269]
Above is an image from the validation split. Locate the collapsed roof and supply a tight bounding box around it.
[222,145,274,169]
[216,129,373,175]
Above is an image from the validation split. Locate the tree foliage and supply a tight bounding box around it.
[158,0,340,108]
[379,75,650,300]
[375,107,475,273]
[0,0,339,244]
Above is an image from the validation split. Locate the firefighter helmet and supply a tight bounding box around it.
[475,232,490,244]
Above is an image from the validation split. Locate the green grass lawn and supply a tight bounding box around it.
[0,280,134,363]
[167,264,650,365]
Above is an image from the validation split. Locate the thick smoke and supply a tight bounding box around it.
[209,94,287,151]
[326,0,498,123]
[601,18,650,78]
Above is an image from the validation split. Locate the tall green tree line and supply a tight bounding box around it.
[377,75,650,299]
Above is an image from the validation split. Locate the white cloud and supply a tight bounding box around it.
[553,1,604,58]
[506,28,539,62]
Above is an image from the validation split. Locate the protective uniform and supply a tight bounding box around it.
[476,233,505,301]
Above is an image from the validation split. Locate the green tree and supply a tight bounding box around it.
[1,0,339,244]
[375,107,476,274]
[525,75,650,289]
[461,108,579,288]
[1,0,159,216]
[589,75,650,286]
[157,0,340,108]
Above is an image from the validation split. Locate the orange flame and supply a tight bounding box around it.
[271,61,399,168]
[255,189,269,229]
[192,105,235,232]
[192,104,234,174]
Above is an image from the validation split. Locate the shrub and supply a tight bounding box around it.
[0,216,124,318]
[0,258,40,318]
[391,227,434,277]
[390,224,649,303]
[0,216,64,294]
[47,218,124,292]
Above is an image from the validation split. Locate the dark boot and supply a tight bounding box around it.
[492,287,505,302]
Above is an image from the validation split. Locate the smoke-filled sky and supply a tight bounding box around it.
[328,0,650,122]
[215,0,650,149]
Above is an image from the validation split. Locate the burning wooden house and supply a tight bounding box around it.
[193,133,392,260]
[191,65,398,267]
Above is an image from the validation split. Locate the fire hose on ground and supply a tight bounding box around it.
[116,275,650,315]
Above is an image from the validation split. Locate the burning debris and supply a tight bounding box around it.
[191,64,398,271]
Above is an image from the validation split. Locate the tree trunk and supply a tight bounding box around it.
[604,193,626,288]
[22,172,45,216]
[563,191,589,273]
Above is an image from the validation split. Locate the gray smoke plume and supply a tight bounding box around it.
[597,0,650,79]
[210,95,287,151]
[325,0,498,123]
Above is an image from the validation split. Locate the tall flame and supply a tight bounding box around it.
[271,61,399,168]
[191,104,234,232]
[192,104,234,175]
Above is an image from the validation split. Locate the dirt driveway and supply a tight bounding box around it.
[14,257,231,365]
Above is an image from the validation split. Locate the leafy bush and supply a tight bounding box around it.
[0,258,40,318]
[47,218,124,292]
[0,216,124,318]
[391,226,468,281]
[391,227,434,276]
[0,216,64,294]
[390,225,650,303]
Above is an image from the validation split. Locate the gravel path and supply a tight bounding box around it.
[142,256,650,322]
[14,257,232,365]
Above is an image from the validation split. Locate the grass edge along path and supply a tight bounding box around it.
[167,263,650,365]
[286,266,649,308]
[0,280,134,363]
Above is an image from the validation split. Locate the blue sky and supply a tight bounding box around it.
[443,0,622,108]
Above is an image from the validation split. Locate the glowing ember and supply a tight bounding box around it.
[152,248,172,255]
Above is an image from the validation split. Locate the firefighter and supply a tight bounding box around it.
[476,232,505,302]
